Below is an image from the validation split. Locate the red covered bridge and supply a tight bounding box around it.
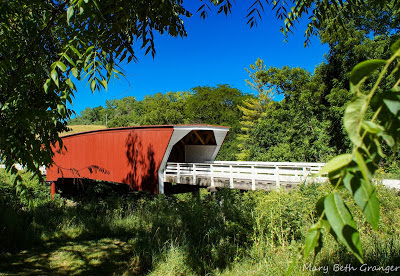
[47,125,230,196]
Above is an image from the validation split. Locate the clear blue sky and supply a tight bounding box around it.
[70,2,329,116]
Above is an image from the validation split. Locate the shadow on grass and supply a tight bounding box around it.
[0,189,251,275]
[0,238,136,275]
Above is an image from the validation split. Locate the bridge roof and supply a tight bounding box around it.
[61,124,229,138]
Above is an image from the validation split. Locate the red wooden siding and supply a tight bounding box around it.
[47,126,174,194]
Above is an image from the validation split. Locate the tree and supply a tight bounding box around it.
[242,65,335,162]
[106,96,143,127]
[237,58,273,160]
[184,85,248,160]
[139,92,189,125]
[0,0,190,196]
[318,22,400,153]
[185,85,244,127]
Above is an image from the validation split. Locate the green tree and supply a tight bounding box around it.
[245,66,335,162]
[237,0,400,45]
[318,23,399,153]
[0,0,190,193]
[237,58,273,160]
[139,92,189,125]
[185,85,245,128]
[183,85,248,160]
[69,106,106,125]
[105,96,143,127]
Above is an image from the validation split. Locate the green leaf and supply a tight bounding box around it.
[56,61,67,72]
[100,79,107,90]
[57,104,66,116]
[67,5,74,25]
[50,69,59,87]
[316,196,338,240]
[373,138,386,157]
[361,121,384,134]
[69,45,81,58]
[378,132,395,147]
[90,79,96,92]
[71,67,79,78]
[60,90,68,101]
[85,46,95,55]
[303,224,322,260]
[344,95,368,147]
[92,0,102,13]
[342,162,380,231]
[43,78,51,93]
[390,38,400,54]
[317,154,353,176]
[324,193,363,263]
[354,150,372,180]
[63,53,76,67]
[382,91,400,116]
[350,60,386,93]
[65,78,75,90]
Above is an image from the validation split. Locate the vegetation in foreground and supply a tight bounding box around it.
[1,170,399,275]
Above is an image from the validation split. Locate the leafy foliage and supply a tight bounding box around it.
[214,0,400,46]
[0,0,192,201]
[239,65,335,162]
[237,58,272,161]
[294,38,400,270]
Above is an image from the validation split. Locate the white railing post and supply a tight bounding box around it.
[230,165,233,189]
[303,167,307,183]
[210,164,215,187]
[193,163,197,185]
[275,165,280,189]
[251,165,256,190]
[177,163,180,184]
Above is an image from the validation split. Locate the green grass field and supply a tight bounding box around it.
[0,170,399,275]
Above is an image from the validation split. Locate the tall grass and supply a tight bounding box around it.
[0,169,399,275]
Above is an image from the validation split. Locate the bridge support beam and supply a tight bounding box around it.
[51,182,56,200]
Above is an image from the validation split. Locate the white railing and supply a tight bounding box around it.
[0,164,47,175]
[164,161,327,190]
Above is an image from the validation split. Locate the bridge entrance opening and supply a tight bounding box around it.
[167,130,217,163]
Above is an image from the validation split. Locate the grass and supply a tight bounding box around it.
[61,125,107,136]
[0,169,399,275]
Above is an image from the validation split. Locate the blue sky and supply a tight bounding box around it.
[70,2,329,116]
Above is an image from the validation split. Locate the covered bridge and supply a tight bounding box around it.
[47,125,229,196]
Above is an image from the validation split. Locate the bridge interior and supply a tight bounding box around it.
[167,130,217,163]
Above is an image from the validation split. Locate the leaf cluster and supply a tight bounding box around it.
[293,38,400,270]
[0,0,192,201]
